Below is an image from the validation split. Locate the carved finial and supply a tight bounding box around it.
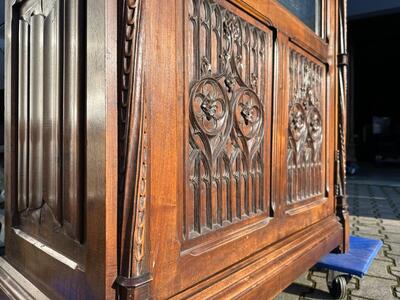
[250,73,258,90]
[223,14,241,43]
[235,55,243,73]
[224,72,237,92]
[201,56,212,76]
[220,49,231,71]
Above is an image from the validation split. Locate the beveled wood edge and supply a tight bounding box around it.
[171,216,342,299]
[289,37,328,64]
[181,218,271,257]
[285,197,328,216]
[86,0,118,298]
[0,257,50,300]
[12,229,79,270]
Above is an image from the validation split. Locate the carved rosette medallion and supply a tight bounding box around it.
[287,50,324,203]
[186,0,269,239]
[190,78,232,163]
[233,88,264,160]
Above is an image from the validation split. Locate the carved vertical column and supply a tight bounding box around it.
[336,0,350,253]
[63,0,84,241]
[115,0,152,299]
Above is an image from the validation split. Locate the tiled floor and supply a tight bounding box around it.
[276,181,400,300]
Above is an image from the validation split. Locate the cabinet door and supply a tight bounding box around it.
[273,0,337,227]
[183,0,274,250]
[139,0,340,298]
[4,0,117,298]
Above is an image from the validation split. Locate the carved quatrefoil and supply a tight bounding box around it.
[190,78,232,163]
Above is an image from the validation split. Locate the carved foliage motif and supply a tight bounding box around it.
[187,0,269,239]
[287,50,324,203]
[13,0,84,242]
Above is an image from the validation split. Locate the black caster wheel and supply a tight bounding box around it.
[326,270,351,299]
[328,275,347,299]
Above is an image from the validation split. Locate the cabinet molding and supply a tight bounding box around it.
[115,0,152,298]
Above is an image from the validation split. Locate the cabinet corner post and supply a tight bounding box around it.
[335,0,350,253]
[116,0,152,298]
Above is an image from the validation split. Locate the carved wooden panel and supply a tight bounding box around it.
[13,0,84,248]
[185,0,272,240]
[287,48,324,203]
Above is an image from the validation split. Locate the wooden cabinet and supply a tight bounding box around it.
[2,0,349,299]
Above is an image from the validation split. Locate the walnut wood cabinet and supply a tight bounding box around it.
[2,0,349,299]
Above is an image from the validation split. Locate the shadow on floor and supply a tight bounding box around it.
[281,282,333,299]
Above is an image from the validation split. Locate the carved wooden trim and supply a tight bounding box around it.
[335,0,350,252]
[116,0,152,298]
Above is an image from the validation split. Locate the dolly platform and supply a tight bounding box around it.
[315,235,383,299]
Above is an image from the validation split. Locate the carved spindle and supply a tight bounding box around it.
[335,0,350,254]
[235,155,241,219]
[216,157,223,225]
[251,160,257,213]
[230,153,237,220]
[245,24,251,85]
[193,153,201,234]
[257,156,263,211]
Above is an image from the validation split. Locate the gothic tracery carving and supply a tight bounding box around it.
[187,0,270,239]
[287,50,324,203]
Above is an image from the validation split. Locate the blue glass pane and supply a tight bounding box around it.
[278,0,320,32]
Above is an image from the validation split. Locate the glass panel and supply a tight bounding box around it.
[278,0,321,34]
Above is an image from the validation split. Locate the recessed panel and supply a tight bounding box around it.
[286,46,325,204]
[13,0,85,261]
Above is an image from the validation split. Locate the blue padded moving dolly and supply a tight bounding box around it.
[315,235,383,299]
